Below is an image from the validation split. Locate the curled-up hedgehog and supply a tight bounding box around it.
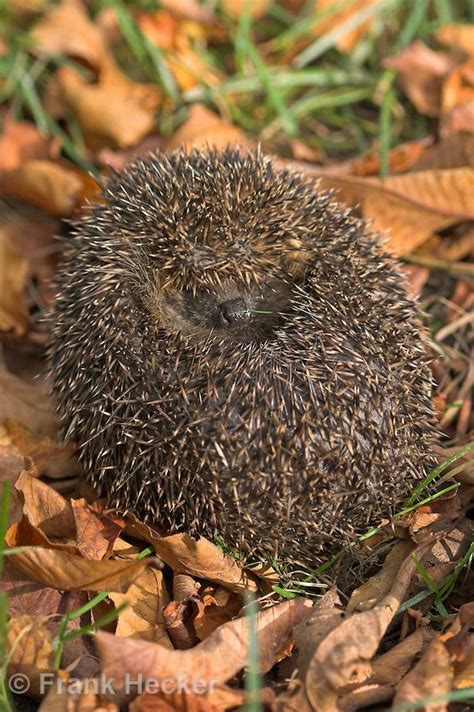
[48,148,435,571]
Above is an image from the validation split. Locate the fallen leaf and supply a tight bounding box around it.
[39,682,120,712]
[97,598,312,703]
[394,603,474,711]
[220,0,272,21]
[0,228,29,335]
[7,615,55,697]
[303,540,433,710]
[193,589,242,641]
[442,100,474,136]
[453,635,474,688]
[31,0,107,69]
[163,599,199,649]
[371,627,436,685]
[436,23,474,57]
[3,421,72,476]
[283,159,474,254]
[347,540,416,613]
[154,532,257,594]
[385,41,458,116]
[0,159,94,217]
[275,588,343,711]
[109,567,172,647]
[6,520,148,592]
[159,0,218,24]
[167,105,251,152]
[0,116,60,172]
[58,66,161,150]
[393,638,453,712]
[0,366,58,437]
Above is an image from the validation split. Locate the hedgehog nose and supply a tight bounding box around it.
[218,298,251,328]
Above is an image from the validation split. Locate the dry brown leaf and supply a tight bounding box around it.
[15,471,75,536]
[167,105,251,152]
[442,57,474,113]
[0,366,58,437]
[453,635,474,689]
[371,627,436,685]
[385,41,458,116]
[7,615,55,697]
[349,138,431,176]
[58,66,161,150]
[5,524,148,592]
[338,684,394,711]
[0,159,93,217]
[193,590,242,641]
[31,0,107,69]
[38,675,120,712]
[0,228,29,335]
[97,598,312,703]
[436,23,474,57]
[220,0,271,21]
[393,638,453,712]
[0,116,60,172]
[4,421,73,476]
[109,567,172,647]
[442,100,474,135]
[69,499,123,560]
[274,588,343,712]
[159,0,217,24]
[128,686,261,712]
[348,541,416,613]
[154,533,257,594]
[284,159,474,254]
[394,603,474,711]
[303,540,433,710]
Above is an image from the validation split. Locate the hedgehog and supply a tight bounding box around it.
[48,148,436,572]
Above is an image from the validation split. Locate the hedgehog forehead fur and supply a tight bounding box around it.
[48,147,436,575]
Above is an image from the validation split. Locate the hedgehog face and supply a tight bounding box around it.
[144,276,293,342]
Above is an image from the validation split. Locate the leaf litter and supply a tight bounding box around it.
[0,1,473,710]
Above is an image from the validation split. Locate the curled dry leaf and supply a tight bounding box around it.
[303,540,433,710]
[109,568,172,647]
[97,598,312,702]
[193,589,243,641]
[0,365,58,437]
[31,0,107,69]
[58,66,161,150]
[38,675,120,712]
[0,116,60,172]
[153,532,257,594]
[5,519,148,592]
[370,627,436,686]
[163,599,200,650]
[4,420,73,476]
[129,687,246,712]
[394,603,474,711]
[7,615,55,697]
[435,23,474,57]
[384,41,458,116]
[0,228,29,335]
[220,0,272,21]
[347,540,416,614]
[167,105,252,152]
[275,588,343,712]
[283,158,474,255]
[0,159,95,217]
